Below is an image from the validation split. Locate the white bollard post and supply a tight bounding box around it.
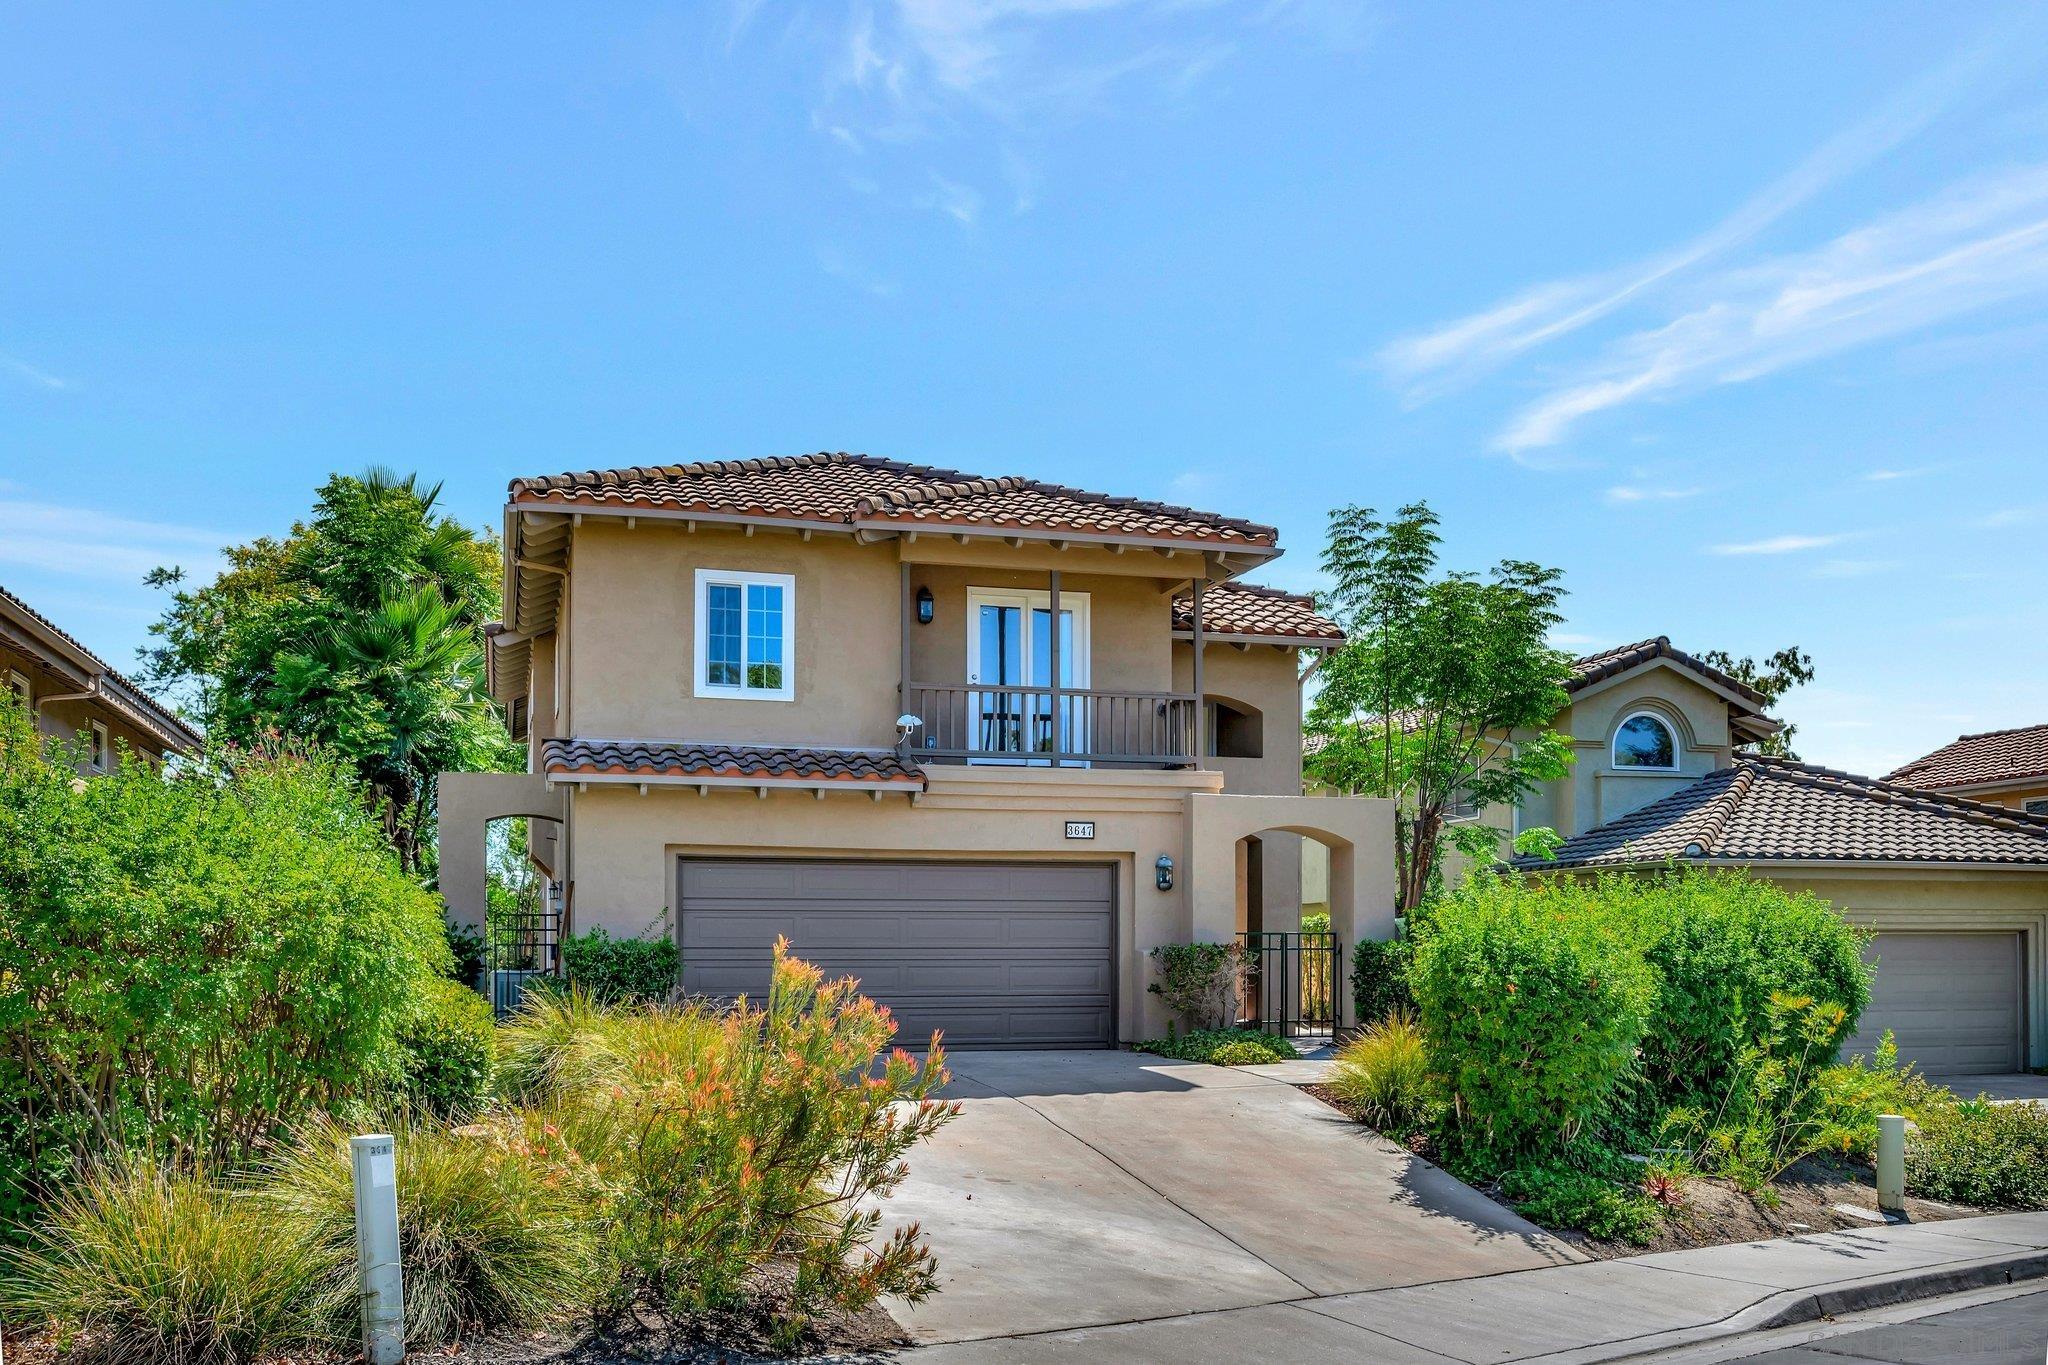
[350,1133,405,1364]
[1876,1114,1906,1215]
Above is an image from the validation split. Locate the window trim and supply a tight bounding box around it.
[1611,709,1680,772]
[89,719,110,773]
[4,669,28,708]
[693,568,795,702]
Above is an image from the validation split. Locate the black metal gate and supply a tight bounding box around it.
[1240,930,1341,1038]
[486,880,562,1017]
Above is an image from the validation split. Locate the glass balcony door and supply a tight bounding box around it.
[965,588,1090,764]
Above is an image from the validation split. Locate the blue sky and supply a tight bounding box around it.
[4,2,2046,778]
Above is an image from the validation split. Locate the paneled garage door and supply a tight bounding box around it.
[1843,931,2025,1076]
[678,859,1115,1049]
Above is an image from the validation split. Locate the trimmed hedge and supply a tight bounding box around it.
[1351,935,1414,1025]
[561,927,679,1004]
[394,977,496,1118]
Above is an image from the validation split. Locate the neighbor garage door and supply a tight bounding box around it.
[1843,931,2024,1076]
[679,859,1115,1049]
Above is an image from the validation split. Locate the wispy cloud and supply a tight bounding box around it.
[1813,558,1900,578]
[814,242,900,298]
[1604,483,1701,504]
[1493,163,2048,453]
[920,170,982,226]
[0,499,231,582]
[1863,465,1938,482]
[1978,502,2046,528]
[1708,533,1849,556]
[1,352,71,391]
[1376,18,2040,399]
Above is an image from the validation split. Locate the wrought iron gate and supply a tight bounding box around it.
[487,879,562,1017]
[1240,930,1341,1038]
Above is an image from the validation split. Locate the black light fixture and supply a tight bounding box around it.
[915,585,935,625]
[1155,855,1174,892]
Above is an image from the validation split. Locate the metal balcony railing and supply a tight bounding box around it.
[905,682,1198,767]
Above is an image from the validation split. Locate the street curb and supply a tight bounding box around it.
[1534,1247,2048,1363]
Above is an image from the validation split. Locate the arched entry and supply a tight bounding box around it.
[438,772,567,1008]
[1186,792,1397,1031]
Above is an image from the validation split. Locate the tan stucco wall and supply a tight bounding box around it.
[905,563,1175,695]
[1941,779,2048,815]
[0,640,173,770]
[559,766,1222,1041]
[1174,639,1308,927]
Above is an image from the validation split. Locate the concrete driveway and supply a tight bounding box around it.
[879,1049,1582,1348]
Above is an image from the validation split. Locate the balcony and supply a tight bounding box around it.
[905,682,1197,767]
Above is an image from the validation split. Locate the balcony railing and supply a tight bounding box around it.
[905,682,1197,767]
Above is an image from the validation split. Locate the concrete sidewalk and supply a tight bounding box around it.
[904,1213,2048,1363]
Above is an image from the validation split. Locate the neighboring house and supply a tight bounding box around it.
[1517,758,2048,1079]
[439,452,1390,1045]
[1303,636,1781,904]
[0,583,200,770]
[1887,724,2048,816]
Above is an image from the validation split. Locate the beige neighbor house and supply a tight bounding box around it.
[438,452,1392,1046]
[0,582,199,770]
[1887,724,2048,816]
[1501,640,2047,1079]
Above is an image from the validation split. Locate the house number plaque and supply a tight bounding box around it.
[1064,821,1096,840]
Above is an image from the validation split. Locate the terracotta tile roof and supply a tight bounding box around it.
[0,582,201,753]
[508,452,1277,548]
[541,737,925,787]
[1886,723,2048,792]
[1567,636,1768,708]
[1172,583,1343,643]
[1516,756,2048,870]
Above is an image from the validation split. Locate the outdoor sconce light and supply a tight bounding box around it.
[1155,855,1174,892]
[915,585,935,625]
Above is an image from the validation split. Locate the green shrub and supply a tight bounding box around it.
[544,944,957,1331]
[0,1159,332,1363]
[1411,876,1655,1160]
[1351,935,1414,1025]
[1661,992,1864,1193]
[1908,1100,2048,1209]
[1139,1028,1297,1065]
[261,1113,600,1347]
[561,925,679,1004]
[1146,942,1249,1031]
[1496,1162,1661,1245]
[0,707,448,1220]
[394,977,497,1118]
[443,917,487,986]
[1811,1032,1954,1162]
[1329,1010,1436,1134]
[1623,870,1869,1115]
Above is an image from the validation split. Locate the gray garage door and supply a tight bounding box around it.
[679,859,1115,1049]
[1843,931,2025,1076]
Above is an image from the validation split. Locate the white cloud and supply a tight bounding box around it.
[0,499,231,583]
[1812,558,1900,578]
[1547,631,1604,649]
[921,170,982,225]
[1978,502,2047,528]
[1,352,70,391]
[1604,483,1701,504]
[1376,17,2041,398]
[1863,465,1937,481]
[1493,163,2048,453]
[1708,533,1848,556]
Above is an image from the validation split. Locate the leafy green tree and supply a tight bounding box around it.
[1698,646,1815,759]
[1305,503,1575,912]
[144,469,516,871]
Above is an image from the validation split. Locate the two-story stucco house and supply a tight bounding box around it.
[1502,639,2048,1081]
[1,582,200,769]
[439,453,1393,1046]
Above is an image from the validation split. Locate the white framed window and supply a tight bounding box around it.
[2025,797,2048,817]
[1612,710,1678,771]
[694,569,794,701]
[88,720,110,773]
[4,669,28,709]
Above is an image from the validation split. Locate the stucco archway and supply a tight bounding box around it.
[437,772,567,947]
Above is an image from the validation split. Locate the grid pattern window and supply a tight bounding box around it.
[694,569,794,701]
[89,721,110,773]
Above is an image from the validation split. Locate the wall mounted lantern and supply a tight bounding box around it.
[915,585,935,625]
[1155,855,1174,892]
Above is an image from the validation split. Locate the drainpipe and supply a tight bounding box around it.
[37,677,104,706]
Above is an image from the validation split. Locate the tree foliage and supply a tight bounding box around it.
[0,698,448,1222]
[1305,503,1575,911]
[1699,645,1815,759]
[143,469,517,871]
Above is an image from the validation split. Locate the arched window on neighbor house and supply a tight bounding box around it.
[1612,710,1678,770]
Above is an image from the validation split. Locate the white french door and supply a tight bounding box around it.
[965,588,1091,765]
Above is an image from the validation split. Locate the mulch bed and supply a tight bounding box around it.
[1302,1084,1985,1258]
